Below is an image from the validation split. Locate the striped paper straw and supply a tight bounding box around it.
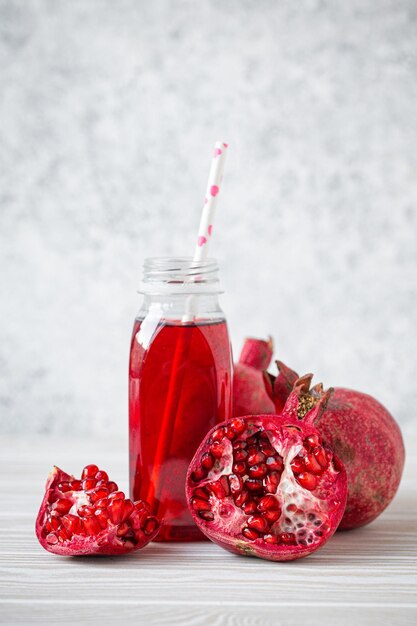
[192,141,228,264]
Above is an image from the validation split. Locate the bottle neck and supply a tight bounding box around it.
[137,257,225,323]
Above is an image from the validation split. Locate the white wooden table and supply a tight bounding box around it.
[1,435,416,625]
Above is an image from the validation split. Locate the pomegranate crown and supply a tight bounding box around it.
[281,373,333,425]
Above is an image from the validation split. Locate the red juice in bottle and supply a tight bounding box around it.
[129,258,232,541]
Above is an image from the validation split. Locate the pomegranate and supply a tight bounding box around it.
[186,375,347,561]
[36,465,160,555]
[234,337,405,530]
[233,336,275,416]
[272,360,405,529]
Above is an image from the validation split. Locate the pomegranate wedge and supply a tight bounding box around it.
[36,465,159,555]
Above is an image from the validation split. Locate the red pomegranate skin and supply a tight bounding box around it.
[187,376,347,561]
[233,363,276,416]
[36,465,160,555]
[233,337,275,416]
[316,388,405,529]
[272,358,406,529]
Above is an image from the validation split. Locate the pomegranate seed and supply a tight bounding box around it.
[247,451,266,465]
[264,509,281,523]
[230,418,245,434]
[303,452,323,474]
[210,441,225,458]
[95,509,108,529]
[95,470,109,482]
[126,507,140,528]
[108,491,125,501]
[246,435,258,446]
[223,426,236,440]
[135,508,150,528]
[53,498,72,515]
[116,521,131,537]
[305,434,320,449]
[58,527,69,542]
[234,449,248,462]
[193,487,210,501]
[248,463,267,479]
[82,478,97,491]
[245,479,264,492]
[90,488,109,503]
[290,458,304,474]
[233,461,247,475]
[107,481,118,493]
[83,517,101,536]
[313,446,329,468]
[58,482,71,493]
[233,439,247,450]
[266,456,284,472]
[143,517,159,535]
[191,467,207,482]
[247,515,268,533]
[242,526,260,541]
[219,475,230,496]
[68,480,81,491]
[134,529,146,543]
[257,495,278,512]
[264,533,279,544]
[261,445,276,457]
[287,503,297,512]
[208,478,228,499]
[280,532,296,544]
[211,427,225,442]
[46,533,58,545]
[234,490,249,507]
[48,513,61,530]
[108,498,124,524]
[190,498,211,512]
[297,472,317,491]
[264,472,280,494]
[229,474,243,495]
[201,453,214,470]
[198,510,214,521]
[61,514,82,535]
[82,464,99,479]
[134,500,148,512]
[121,499,135,522]
[242,500,258,515]
[78,505,95,517]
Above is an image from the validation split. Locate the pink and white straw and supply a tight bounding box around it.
[192,141,228,264]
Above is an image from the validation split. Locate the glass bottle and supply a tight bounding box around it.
[129,257,232,541]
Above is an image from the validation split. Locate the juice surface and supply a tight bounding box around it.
[129,318,232,541]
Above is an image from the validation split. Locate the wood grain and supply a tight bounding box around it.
[0,436,416,625]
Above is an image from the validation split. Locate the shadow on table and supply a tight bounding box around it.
[64,541,181,566]
[69,511,412,569]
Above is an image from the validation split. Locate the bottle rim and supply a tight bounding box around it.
[139,256,223,295]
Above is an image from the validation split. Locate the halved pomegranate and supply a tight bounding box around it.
[186,375,347,561]
[36,465,159,555]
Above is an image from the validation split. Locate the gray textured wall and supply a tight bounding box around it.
[1,0,416,435]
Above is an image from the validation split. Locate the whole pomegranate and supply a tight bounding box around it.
[234,337,405,530]
[36,464,160,555]
[186,375,347,561]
